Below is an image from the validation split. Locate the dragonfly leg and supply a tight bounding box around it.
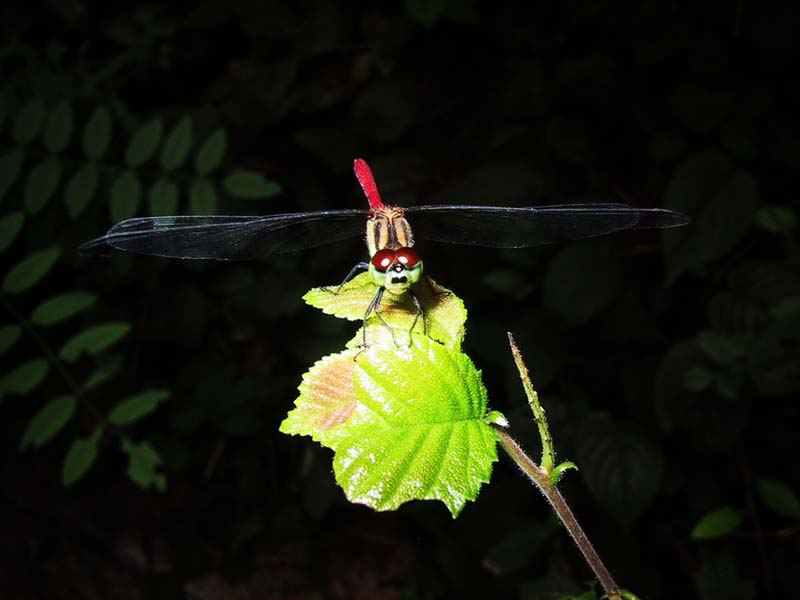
[362,286,399,347]
[334,261,369,294]
[409,289,426,336]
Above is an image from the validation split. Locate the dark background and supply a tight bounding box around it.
[1,2,798,599]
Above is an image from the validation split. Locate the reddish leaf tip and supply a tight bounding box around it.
[353,158,384,210]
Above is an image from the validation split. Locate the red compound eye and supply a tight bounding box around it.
[371,249,396,272]
[395,247,421,268]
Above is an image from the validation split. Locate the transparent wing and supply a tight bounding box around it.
[79,210,370,260]
[404,203,690,247]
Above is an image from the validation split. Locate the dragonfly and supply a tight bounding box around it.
[81,158,690,336]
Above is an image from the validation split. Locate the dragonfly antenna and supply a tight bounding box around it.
[354,158,385,210]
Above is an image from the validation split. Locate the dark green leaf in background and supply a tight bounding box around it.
[122,438,166,491]
[62,426,102,486]
[0,211,25,253]
[353,79,418,143]
[194,127,226,174]
[0,324,22,355]
[691,506,742,540]
[756,478,800,519]
[405,0,447,27]
[59,322,131,362]
[31,292,97,326]
[12,96,46,145]
[64,163,99,219]
[148,178,179,215]
[43,99,74,153]
[160,116,193,171]
[2,246,60,294]
[126,117,164,167]
[0,148,26,203]
[653,340,708,432]
[574,413,663,527]
[223,170,282,199]
[82,107,112,160]
[189,178,217,214]
[20,395,77,450]
[108,389,169,425]
[83,355,123,391]
[693,552,756,600]
[110,170,142,221]
[754,205,797,234]
[24,157,62,215]
[1,359,49,398]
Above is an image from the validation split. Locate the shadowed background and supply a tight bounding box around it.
[1,2,798,599]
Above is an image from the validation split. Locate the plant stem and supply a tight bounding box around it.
[493,426,621,600]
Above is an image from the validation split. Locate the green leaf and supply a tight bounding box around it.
[20,395,76,450]
[696,329,748,365]
[0,148,26,202]
[0,211,25,253]
[83,355,122,391]
[31,292,97,326]
[12,96,46,145]
[756,478,800,519]
[654,340,710,432]
[108,389,169,425]
[0,324,22,355]
[43,99,74,153]
[405,0,447,27]
[110,170,141,221]
[663,151,759,281]
[126,117,164,167]
[550,461,578,485]
[693,552,755,600]
[1,359,49,397]
[62,426,102,486]
[194,128,226,175]
[2,246,60,294]
[59,322,131,362]
[542,240,621,325]
[683,366,714,392]
[160,116,193,171]
[24,157,62,215]
[64,163,99,219]
[282,336,499,517]
[121,438,165,491]
[690,506,742,540]
[189,178,217,214]
[574,413,663,527]
[148,178,179,216]
[82,106,112,160]
[223,170,282,199]
[754,205,797,234]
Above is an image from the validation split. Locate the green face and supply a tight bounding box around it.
[369,247,424,296]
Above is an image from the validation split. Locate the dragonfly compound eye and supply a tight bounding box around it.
[395,248,421,268]
[371,249,397,272]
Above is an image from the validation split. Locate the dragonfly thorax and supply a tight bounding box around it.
[366,206,415,257]
[369,247,423,296]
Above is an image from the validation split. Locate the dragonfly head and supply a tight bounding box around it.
[369,247,423,296]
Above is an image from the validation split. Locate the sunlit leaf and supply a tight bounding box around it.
[62,426,102,486]
[194,128,226,175]
[64,163,99,219]
[757,478,800,519]
[24,157,62,215]
[0,211,25,253]
[43,99,74,153]
[2,246,60,294]
[126,117,164,167]
[0,324,22,355]
[82,106,112,160]
[223,170,282,199]
[31,292,97,326]
[12,96,46,145]
[690,506,742,540]
[108,389,169,425]
[1,358,49,397]
[148,177,179,216]
[189,178,217,214]
[20,395,77,450]
[160,116,193,171]
[110,170,141,222]
[59,322,131,362]
[574,412,663,527]
[121,438,166,491]
[0,148,26,203]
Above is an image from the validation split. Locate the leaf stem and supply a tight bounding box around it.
[492,426,621,600]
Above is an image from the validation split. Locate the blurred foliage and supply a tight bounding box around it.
[1,2,798,599]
